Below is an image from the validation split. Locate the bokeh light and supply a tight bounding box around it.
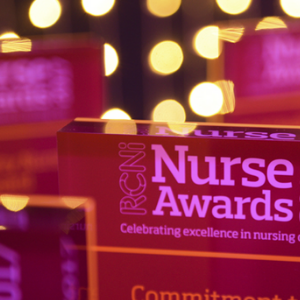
[189,82,224,117]
[0,32,20,39]
[148,121,197,136]
[214,80,235,114]
[152,99,186,123]
[104,120,137,135]
[152,100,197,135]
[280,0,300,18]
[0,32,31,53]
[82,0,115,16]
[0,194,29,212]
[29,0,62,28]
[1,39,32,53]
[255,17,287,30]
[146,0,181,17]
[168,123,197,135]
[104,43,119,76]
[219,26,244,43]
[194,26,222,59]
[101,108,131,120]
[216,0,252,15]
[0,226,6,230]
[149,41,183,75]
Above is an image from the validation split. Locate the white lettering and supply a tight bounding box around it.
[188,156,219,185]
[212,196,233,219]
[152,144,188,184]
[178,194,212,217]
[152,186,182,216]
[221,157,241,186]
[274,199,293,222]
[267,159,293,188]
[250,190,273,221]
[242,158,266,187]
[245,132,268,139]
[234,197,251,220]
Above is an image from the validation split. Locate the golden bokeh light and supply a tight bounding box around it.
[214,80,235,114]
[2,39,32,53]
[168,123,197,135]
[0,195,29,212]
[189,82,224,117]
[152,99,186,123]
[149,41,183,75]
[0,226,7,230]
[216,0,252,15]
[280,0,300,18]
[194,26,222,59]
[0,32,32,53]
[255,17,287,30]
[148,122,197,136]
[152,100,197,135]
[0,32,20,39]
[29,0,61,28]
[104,120,137,135]
[82,0,115,16]
[101,108,131,120]
[104,43,119,76]
[219,26,244,43]
[146,0,181,17]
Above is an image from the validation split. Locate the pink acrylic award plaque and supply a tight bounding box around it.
[58,119,300,300]
[0,34,104,195]
[208,18,300,125]
[0,194,98,300]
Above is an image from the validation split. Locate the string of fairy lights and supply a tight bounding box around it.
[1,0,299,123]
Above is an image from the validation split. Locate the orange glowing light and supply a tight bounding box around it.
[62,196,88,209]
